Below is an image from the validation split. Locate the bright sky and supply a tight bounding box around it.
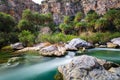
[32,0,43,4]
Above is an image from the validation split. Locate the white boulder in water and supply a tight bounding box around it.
[111,37,120,46]
[11,42,24,50]
[58,55,120,80]
[65,38,93,50]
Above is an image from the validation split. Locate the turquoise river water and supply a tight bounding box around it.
[0,48,120,80]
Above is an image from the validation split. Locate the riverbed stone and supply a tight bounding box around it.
[107,42,118,48]
[111,37,120,46]
[65,38,93,50]
[11,42,24,50]
[58,55,120,80]
[40,45,66,56]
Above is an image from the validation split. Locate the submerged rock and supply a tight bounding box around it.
[58,55,120,80]
[65,38,93,50]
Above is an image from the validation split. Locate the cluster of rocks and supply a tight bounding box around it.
[58,55,120,80]
[95,37,120,48]
[12,38,92,56]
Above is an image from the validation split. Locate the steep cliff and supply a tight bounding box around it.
[0,0,120,23]
[40,0,120,24]
[0,0,40,20]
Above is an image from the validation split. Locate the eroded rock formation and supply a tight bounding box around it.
[0,0,40,20]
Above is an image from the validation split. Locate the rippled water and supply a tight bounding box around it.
[0,48,120,80]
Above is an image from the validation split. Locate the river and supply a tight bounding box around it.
[0,48,120,80]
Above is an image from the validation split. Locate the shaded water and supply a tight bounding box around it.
[0,48,120,80]
[87,48,120,64]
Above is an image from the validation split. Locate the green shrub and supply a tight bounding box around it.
[59,23,72,34]
[85,12,99,22]
[74,12,83,23]
[17,19,34,32]
[113,18,120,30]
[36,33,77,43]
[104,9,118,21]
[75,22,87,34]
[18,30,35,46]
[0,12,16,32]
[63,16,70,24]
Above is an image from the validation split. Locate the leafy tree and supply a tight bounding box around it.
[22,9,33,21]
[0,12,16,32]
[59,23,71,34]
[87,20,96,32]
[75,22,87,34]
[17,19,34,32]
[85,12,99,22]
[104,9,118,21]
[95,18,109,32]
[18,30,35,46]
[113,18,120,30]
[74,12,83,23]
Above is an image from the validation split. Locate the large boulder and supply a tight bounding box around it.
[107,42,118,48]
[58,55,120,80]
[111,37,120,46]
[11,42,24,50]
[40,45,66,56]
[65,38,93,50]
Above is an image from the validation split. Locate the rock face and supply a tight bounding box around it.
[65,38,93,50]
[0,0,120,23]
[0,0,40,20]
[41,0,120,24]
[58,55,120,80]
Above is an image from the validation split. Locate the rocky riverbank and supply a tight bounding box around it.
[13,37,120,57]
[58,55,120,80]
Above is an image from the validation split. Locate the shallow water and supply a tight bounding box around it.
[0,48,120,80]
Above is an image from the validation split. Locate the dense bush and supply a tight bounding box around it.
[36,33,77,43]
[85,11,99,22]
[0,12,16,32]
[75,22,87,34]
[18,30,35,46]
[95,18,109,32]
[74,12,83,23]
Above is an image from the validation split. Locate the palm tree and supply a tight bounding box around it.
[75,22,87,35]
[95,18,109,32]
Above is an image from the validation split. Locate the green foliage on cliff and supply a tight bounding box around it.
[95,18,109,32]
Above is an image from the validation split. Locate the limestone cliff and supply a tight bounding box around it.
[0,0,40,20]
[40,0,120,24]
[0,0,120,23]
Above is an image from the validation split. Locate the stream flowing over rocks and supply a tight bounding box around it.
[58,55,120,80]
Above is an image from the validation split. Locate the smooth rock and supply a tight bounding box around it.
[107,42,118,48]
[65,38,93,50]
[111,37,120,46]
[11,42,24,50]
[40,45,66,56]
[58,55,120,80]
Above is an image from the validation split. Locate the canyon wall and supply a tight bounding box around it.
[0,0,40,20]
[0,0,120,23]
